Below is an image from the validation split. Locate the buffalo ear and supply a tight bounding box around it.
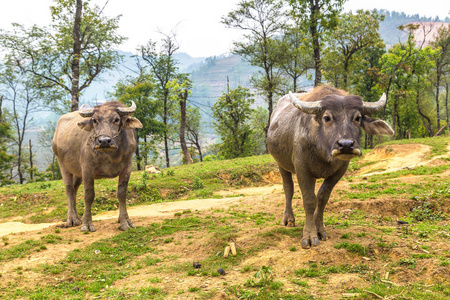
[77,119,93,131]
[123,117,143,130]
[361,116,394,136]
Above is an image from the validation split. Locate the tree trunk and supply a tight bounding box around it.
[70,0,82,112]
[445,82,449,131]
[135,135,141,171]
[163,90,170,168]
[309,2,321,87]
[29,139,33,181]
[179,90,193,164]
[435,61,441,130]
[416,91,434,137]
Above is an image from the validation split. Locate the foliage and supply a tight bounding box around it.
[0,0,125,112]
[212,86,255,159]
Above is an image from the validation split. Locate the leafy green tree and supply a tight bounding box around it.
[289,0,347,86]
[112,70,164,170]
[278,25,314,92]
[379,29,438,138]
[138,32,179,167]
[248,106,268,155]
[185,106,204,162]
[212,86,254,159]
[0,0,125,112]
[430,24,450,130]
[167,74,194,164]
[222,0,287,149]
[0,96,14,186]
[0,64,41,184]
[323,9,384,89]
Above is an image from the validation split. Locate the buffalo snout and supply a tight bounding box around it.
[94,135,118,151]
[331,139,361,160]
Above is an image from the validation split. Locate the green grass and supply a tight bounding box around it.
[0,154,277,224]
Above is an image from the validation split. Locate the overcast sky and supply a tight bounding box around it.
[0,0,448,57]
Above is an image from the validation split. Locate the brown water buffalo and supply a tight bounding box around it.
[52,101,142,232]
[267,86,394,249]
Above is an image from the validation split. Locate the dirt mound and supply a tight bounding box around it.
[356,144,431,176]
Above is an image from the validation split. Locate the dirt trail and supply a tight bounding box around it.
[0,197,246,237]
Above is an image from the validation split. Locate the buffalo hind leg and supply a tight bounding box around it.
[117,165,135,231]
[315,165,348,241]
[279,167,295,227]
[58,162,81,228]
[297,172,319,249]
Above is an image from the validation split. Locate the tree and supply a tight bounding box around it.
[430,24,450,130]
[38,121,61,180]
[222,0,287,150]
[212,85,254,159]
[185,106,204,162]
[0,65,41,183]
[139,31,179,168]
[0,95,14,186]
[278,25,314,92]
[378,30,438,138]
[289,0,347,86]
[0,0,125,112]
[112,68,164,170]
[167,74,194,164]
[323,10,384,89]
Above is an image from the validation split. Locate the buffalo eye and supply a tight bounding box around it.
[355,116,362,122]
[92,118,97,124]
[114,118,120,123]
[323,116,331,122]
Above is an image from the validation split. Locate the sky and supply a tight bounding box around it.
[0,0,448,58]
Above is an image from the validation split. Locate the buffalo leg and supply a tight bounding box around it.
[297,172,319,249]
[80,174,96,232]
[117,166,135,231]
[315,165,347,241]
[279,167,295,227]
[59,162,81,227]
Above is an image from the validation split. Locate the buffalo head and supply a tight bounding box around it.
[77,101,143,152]
[289,91,393,161]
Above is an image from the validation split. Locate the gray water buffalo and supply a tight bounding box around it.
[52,101,142,232]
[267,86,394,249]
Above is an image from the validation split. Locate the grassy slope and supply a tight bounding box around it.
[0,136,449,299]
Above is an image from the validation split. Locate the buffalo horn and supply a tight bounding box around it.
[289,91,322,115]
[78,104,94,118]
[362,93,386,115]
[117,101,137,116]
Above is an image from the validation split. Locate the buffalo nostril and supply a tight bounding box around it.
[99,137,112,146]
[337,139,355,152]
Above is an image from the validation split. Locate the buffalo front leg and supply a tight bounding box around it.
[279,167,295,227]
[59,162,81,227]
[315,165,347,241]
[117,166,135,231]
[80,174,96,232]
[297,173,319,249]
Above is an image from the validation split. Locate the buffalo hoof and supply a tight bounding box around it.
[59,215,81,228]
[80,224,96,232]
[318,231,327,241]
[301,236,320,249]
[119,219,136,231]
[281,216,295,227]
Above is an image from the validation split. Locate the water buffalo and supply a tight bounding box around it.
[52,101,142,232]
[267,86,394,249]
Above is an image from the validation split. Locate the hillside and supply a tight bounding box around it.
[0,136,449,299]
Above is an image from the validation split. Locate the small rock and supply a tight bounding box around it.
[72,287,80,291]
[217,268,226,275]
[193,262,201,269]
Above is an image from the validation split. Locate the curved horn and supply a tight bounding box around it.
[78,104,94,118]
[117,101,137,116]
[362,93,386,115]
[288,91,322,115]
